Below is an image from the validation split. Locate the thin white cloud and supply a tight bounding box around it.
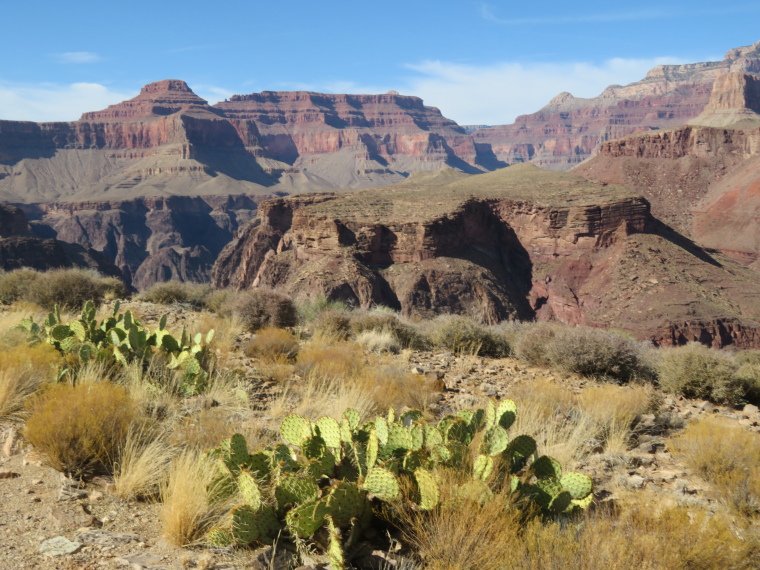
[400,56,689,125]
[52,51,103,64]
[0,81,130,122]
[193,85,236,104]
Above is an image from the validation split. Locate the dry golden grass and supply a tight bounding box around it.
[114,428,177,501]
[401,483,524,570]
[160,451,231,546]
[513,503,758,569]
[171,407,240,452]
[0,342,62,419]
[24,381,138,478]
[402,467,758,570]
[355,329,401,354]
[578,383,656,453]
[244,327,299,362]
[295,340,367,380]
[508,377,595,467]
[671,416,760,516]
[189,311,243,362]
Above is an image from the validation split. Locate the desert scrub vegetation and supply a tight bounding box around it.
[23,381,138,478]
[657,343,747,405]
[0,341,61,419]
[198,401,594,563]
[427,314,509,357]
[244,326,299,362]
[671,416,760,516]
[221,288,298,332]
[0,268,128,310]
[138,281,212,307]
[350,310,429,350]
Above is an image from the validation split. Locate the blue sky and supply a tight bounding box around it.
[1,0,758,125]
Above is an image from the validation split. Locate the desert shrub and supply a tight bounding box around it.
[429,315,509,357]
[544,326,653,382]
[204,288,236,314]
[735,363,760,405]
[356,329,401,354]
[657,343,744,405]
[230,289,298,332]
[312,309,351,341]
[671,416,760,516]
[295,340,366,381]
[0,342,62,419]
[24,381,138,478]
[0,269,42,304]
[139,281,212,307]
[514,322,558,366]
[27,268,107,310]
[350,311,429,350]
[99,276,130,300]
[161,451,231,546]
[297,294,350,323]
[244,327,299,362]
[578,384,656,452]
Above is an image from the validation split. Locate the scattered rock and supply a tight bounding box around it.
[39,536,82,556]
[75,529,141,546]
[743,404,759,414]
[3,427,16,457]
[48,505,98,530]
[115,552,165,569]
[0,470,20,479]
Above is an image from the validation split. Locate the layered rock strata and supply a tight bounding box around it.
[213,166,760,348]
[0,203,121,276]
[473,41,760,170]
[23,194,263,289]
[574,72,760,267]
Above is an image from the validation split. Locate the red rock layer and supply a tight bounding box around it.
[473,41,760,170]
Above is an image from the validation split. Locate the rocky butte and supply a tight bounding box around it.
[575,71,760,270]
[212,166,760,348]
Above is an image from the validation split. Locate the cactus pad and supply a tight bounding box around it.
[374,417,389,446]
[231,505,280,545]
[473,454,494,481]
[207,527,234,548]
[365,430,379,471]
[285,499,328,538]
[413,468,440,510]
[560,472,593,500]
[362,467,400,502]
[229,433,250,466]
[280,414,312,447]
[505,434,536,459]
[400,409,423,427]
[496,399,517,430]
[326,515,345,570]
[532,455,562,479]
[386,424,415,454]
[482,425,509,457]
[325,481,368,524]
[342,408,361,431]
[315,417,342,448]
[237,469,262,509]
[275,475,320,511]
[458,480,492,504]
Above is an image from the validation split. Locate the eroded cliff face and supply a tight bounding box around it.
[574,72,760,267]
[0,203,122,277]
[23,194,263,289]
[0,81,492,204]
[473,41,760,171]
[213,166,760,347]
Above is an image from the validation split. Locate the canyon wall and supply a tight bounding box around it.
[473,41,760,170]
[213,166,760,348]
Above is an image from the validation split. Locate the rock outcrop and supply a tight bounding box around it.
[473,41,760,170]
[213,166,760,348]
[23,194,263,289]
[0,81,491,204]
[574,72,760,268]
[0,203,122,276]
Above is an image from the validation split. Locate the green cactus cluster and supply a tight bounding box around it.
[203,399,594,567]
[17,301,214,395]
